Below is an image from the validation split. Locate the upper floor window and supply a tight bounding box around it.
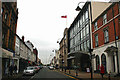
[80,30,83,41]
[119,1,120,13]
[103,14,107,25]
[83,14,85,22]
[80,18,82,28]
[95,34,99,47]
[94,21,98,31]
[5,13,8,22]
[85,10,88,20]
[104,29,109,43]
[86,24,89,36]
[1,7,3,14]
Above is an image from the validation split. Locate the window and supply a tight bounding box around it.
[5,13,7,19]
[86,24,89,36]
[78,33,80,41]
[84,41,86,51]
[87,40,90,49]
[85,10,88,20]
[103,14,107,24]
[104,29,109,43]
[83,28,85,38]
[119,1,120,13]
[80,30,83,41]
[5,13,8,22]
[81,43,83,51]
[80,17,83,29]
[82,14,85,23]
[77,21,79,29]
[94,21,98,31]
[1,7,3,14]
[95,34,99,47]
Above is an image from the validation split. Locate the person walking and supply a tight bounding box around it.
[14,64,17,74]
[100,64,105,78]
[9,64,13,76]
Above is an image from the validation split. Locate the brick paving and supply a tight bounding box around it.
[56,69,120,80]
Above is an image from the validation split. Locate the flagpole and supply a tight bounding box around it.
[66,15,67,28]
[61,15,67,28]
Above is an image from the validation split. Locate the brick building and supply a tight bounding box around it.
[92,2,120,75]
[2,2,18,76]
[59,28,68,68]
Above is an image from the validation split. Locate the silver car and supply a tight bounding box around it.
[48,66,54,70]
[23,66,36,76]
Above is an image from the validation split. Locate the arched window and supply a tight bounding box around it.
[96,55,100,70]
[101,54,106,72]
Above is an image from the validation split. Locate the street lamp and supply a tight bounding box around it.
[75,2,85,11]
[75,1,93,80]
[112,7,119,75]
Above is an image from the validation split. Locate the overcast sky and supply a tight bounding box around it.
[17,0,111,64]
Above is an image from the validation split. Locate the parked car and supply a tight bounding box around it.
[48,66,54,70]
[35,66,40,72]
[23,66,36,76]
[38,65,43,69]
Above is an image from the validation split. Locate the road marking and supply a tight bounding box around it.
[55,70,79,80]
[29,73,37,80]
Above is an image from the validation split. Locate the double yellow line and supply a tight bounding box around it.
[55,70,79,80]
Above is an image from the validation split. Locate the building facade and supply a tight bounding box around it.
[68,2,91,71]
[55,50,60,68]
[59,28,68,68]
[2,2,18,76]
[67,2,112,71]
[92,2,120,74]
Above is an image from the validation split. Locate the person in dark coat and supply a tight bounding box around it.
[9,64,13,76]
[100,64,105,78]
[14,65,17,74]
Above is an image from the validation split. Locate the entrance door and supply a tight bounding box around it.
[96,55,100,71]
[101,54,107,73]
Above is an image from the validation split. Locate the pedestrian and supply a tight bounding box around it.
[14,64,17,74]
[100,64,105,78]
[9,64,13,76]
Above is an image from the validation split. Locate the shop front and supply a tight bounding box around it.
[67,51,90,71]
[2,48,13,76]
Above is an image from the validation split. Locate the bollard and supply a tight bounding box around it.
[108,73,111,80]
[69,69,71,74]
[76,69,78,76]
[65,68,66,73]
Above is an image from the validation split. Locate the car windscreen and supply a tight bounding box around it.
[26,67,34,70]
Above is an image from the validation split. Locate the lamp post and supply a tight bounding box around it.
[75,2,85,11]
[75,2,93,80]
[112,7,119,75]
[62,58,64,71]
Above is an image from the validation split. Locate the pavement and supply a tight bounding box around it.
[2,72,23,80]
[56,69,120,80]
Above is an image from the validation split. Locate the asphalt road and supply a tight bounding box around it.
[30,67,77,80]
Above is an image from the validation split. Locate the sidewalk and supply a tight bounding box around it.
[56,69,120,80]
[2,72,23,80]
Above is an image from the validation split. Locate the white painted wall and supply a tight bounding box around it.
[93,41,119,74]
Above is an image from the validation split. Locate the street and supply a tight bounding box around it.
[29,67,77,80]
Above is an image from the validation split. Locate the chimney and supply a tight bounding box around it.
[22,36,24,42]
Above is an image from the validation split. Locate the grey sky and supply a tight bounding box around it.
[17,0,111,64]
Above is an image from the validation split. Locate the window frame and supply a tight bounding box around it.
[104,28,109,43]
[103,13,107,25]
[95,34,99,47]
[94,21,98,31]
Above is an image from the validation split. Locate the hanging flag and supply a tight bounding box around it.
[61,15,67,18]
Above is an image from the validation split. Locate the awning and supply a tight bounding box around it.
[104,46,118,55]
[68,50,88,56]
[2,48,13,58]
